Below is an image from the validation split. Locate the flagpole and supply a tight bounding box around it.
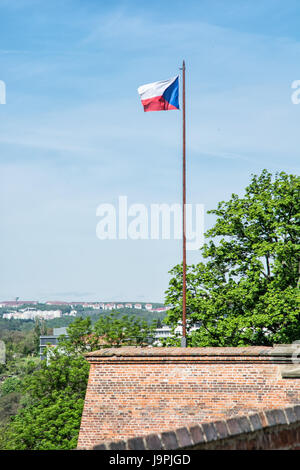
[181,60,187,348]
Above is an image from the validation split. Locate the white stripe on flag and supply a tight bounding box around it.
[137,76,178,100]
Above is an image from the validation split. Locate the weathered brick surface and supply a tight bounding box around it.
[145,433,163,450]
[87,406,300,451]
[249,413,263,430]
[175,427,193,448]
[213,420,229,439]
[127,437,145,450]
[188,424,205,445]
[202,423,218,441]
[77,346,300,449]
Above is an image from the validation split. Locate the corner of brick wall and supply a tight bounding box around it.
[77,346,300,449]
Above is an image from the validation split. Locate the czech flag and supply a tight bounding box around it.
[138,76,179,112]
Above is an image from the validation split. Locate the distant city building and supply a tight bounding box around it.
[134,303,142,310]
[3,309,62,320]
[152,325,174,346]
[39,327,68,360]
[145,304,153,310]
[67,310,77,316]
[152,321,202,345]
[125,303,133,308]
[79,303,99,309]
[154,325,172,338]
[103,303,114,311]
[0,300,38,307]
[117,304,124,309]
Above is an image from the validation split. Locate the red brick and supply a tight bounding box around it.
[77,346,300,449]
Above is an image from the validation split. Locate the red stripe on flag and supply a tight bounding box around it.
[141,96,178,112]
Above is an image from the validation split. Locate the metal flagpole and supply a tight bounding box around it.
[181,60,187,348]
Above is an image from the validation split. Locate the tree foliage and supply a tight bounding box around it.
[2,394,84,450]
[1,314,155,449]
[93,312,156,347]
[0,377,22,397]
[165,170,300,346]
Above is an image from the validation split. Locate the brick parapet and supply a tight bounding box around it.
[89,405,300,450]
[77,345,300,449]
[84,345,300,365]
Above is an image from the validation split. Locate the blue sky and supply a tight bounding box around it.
[0,0,299,302]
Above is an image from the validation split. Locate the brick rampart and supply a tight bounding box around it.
[77,345,300,449]
[91,405,300,450]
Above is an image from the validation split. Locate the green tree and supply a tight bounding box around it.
[1,315,156,449]
[2,394,84,450]
[165,170,300,347]
[0,377,22,397]
[33,318,47,354]
[93,312,156,347]
[1,320,91,450]
[0,392,23,427]
[60,316,99,352]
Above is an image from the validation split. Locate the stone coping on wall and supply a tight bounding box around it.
[89,405,300,451]
[84,344,300,366]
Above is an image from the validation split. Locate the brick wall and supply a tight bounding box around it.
[91,405,300,450]
[77,345,300,449]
